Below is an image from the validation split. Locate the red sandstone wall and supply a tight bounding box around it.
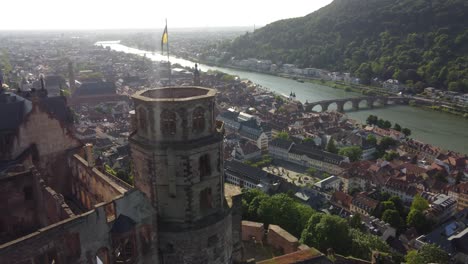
[70,154,127,210]
[267,225,299,255]
[14,104,81,164]
[39,182,75,225]
[12,104,82,193]
[0,171,39,244]
[241,221,264,242]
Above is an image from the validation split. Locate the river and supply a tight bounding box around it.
[97,41,468,154]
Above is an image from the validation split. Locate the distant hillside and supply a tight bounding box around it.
[223,0,468,92]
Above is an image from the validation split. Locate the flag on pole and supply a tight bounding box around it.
[161,23,168,55]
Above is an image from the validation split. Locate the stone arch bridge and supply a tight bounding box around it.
[304,96,409,113]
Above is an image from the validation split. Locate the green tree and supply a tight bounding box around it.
[339,146,363,162]
[388,196,404,214]
[349,228,391,261]
[407,209,431,233]
[383,151,399,161]
[402,128,412,137]
[382,209,403,229]
[379,137,397,150]
[306,167,317,176]
[377,118,386,128]
[393,123,402,131]
[405,244,449,264]
[366,134,377,146]
[275,131,290,140]
[301,214,352,254]
[366,115,378,125]
[242,190,317,237]
[383,120,392,129]
[411,195,429,212]
[326,138,339,154]
[374,200,396,218]
[349,214,363,230]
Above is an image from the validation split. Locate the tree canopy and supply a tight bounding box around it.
[221,0,468,92]
[411,195,429,212]
[275,131,290,140]
[405,244,450,264]
[326,138,338,154]
[339,146,363,162]
[242,189,395,261]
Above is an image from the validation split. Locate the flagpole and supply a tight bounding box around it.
[166,18,171,85]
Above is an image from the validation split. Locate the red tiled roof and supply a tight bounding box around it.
[331,191,353,209]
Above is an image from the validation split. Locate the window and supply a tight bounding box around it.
[161,110,176,135]
[200,188,213,213]
[199,154,211,178]
[115,238,136,264]
[138,107,147,132]
[192,107,205,133]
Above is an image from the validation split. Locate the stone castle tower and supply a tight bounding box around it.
[129,86,241,264]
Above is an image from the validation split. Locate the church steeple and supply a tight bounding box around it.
[193,63,200,86]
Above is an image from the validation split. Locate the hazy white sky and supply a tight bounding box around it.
[0,0,333,30]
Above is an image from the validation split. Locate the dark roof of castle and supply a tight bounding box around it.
[0,98,25,131]
[1,92,72,131]
[38,96,73,125]
[110,214,136,234]
[73,81,116,97]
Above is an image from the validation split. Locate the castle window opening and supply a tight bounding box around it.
[192,107,205,133]
[199,154,211,178]
[161,110,176,135]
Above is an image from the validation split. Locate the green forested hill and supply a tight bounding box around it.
[224,0,468,92]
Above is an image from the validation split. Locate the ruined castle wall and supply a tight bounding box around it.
[0,168,74,246]
[37,179,75,226]
[241,221,264,242]
[0,190,159,264]
[69,154,127,210]
[12,105,82,192]
[0,170,39,245]
[267,225,299,255]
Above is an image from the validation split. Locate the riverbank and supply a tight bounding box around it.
[180,55,468,119]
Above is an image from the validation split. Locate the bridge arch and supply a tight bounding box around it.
[342,100,354,111]
[324,102,337,112]
[308,104,323,112]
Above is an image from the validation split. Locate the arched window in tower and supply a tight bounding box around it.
[200,187,213,214]
[161,110,177,135]
[138,107,147,132]
[199,154,211,179]
[192,107,205,133]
